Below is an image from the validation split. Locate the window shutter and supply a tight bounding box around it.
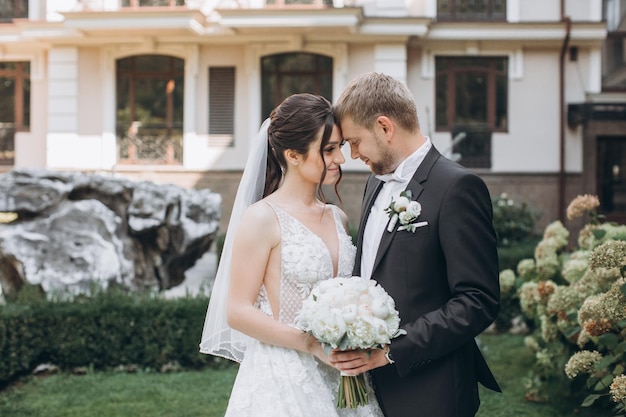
[209,67,235,139]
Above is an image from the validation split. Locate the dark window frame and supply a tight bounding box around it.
[260,52,333,120]
[0,61,30,131]
[435,56,508,132]
[436,56,508,169]
[115,54,185,165]
[0,61,29,166]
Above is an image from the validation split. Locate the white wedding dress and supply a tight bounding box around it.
[224,203,384,417]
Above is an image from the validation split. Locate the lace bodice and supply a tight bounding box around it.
[259,203,356,326]
[224,203,383,417]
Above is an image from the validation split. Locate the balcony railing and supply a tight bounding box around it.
[121,0,185,6]
[264,0,334,7]
[117,123,183,165]
[77,0,335,10]
[437,0,506,22]
[0,124,15,166]
[0,0,28,22]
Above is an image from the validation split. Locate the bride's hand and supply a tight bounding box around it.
[305,337,335,367]
[329,348,388,375]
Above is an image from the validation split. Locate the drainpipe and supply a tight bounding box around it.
[558,0,571,223]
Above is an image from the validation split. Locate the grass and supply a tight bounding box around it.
[0,368,238,417]
[0,334,614,417]
[476,334,610,417]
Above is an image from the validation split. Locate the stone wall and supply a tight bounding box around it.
[116,169,585,241]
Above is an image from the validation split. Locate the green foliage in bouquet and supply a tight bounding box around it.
[505,194,626,416]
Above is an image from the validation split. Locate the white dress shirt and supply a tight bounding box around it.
[360,138,432,280]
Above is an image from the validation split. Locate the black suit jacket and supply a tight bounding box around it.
[355,146,501,417]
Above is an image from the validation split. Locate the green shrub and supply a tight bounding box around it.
[492,193,540,247]
[0,289,215,386]
[497,238,540,271]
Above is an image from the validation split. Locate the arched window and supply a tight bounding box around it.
[261,52,333,119]
[116,55,184,164]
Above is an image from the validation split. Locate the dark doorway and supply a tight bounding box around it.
[598,135,626,223]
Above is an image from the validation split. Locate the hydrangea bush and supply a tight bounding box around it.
[503,194,626,415]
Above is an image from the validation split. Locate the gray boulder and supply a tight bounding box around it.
[0,169,221,298]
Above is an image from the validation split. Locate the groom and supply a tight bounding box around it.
[330,72,501,417]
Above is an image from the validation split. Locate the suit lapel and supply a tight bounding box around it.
[371,146,441,276]
[354,176,383,276]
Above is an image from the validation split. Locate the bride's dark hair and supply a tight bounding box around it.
[264,93,341,202]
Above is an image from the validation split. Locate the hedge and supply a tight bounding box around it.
[0,290,215,386]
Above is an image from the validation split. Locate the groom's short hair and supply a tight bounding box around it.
[334,72,420,133]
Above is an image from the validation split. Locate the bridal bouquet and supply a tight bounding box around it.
[297,276,406,409]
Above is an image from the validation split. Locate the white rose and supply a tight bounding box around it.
[406,201,421,218]
[398,211,415,225]
[394,196,410,212]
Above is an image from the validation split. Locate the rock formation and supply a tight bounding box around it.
[0,169,221,298]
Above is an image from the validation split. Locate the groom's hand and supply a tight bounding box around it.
[329,347,390,375]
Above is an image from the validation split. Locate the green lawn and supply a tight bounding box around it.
[0,334,613,417]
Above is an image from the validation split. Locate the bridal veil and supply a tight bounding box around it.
[199,118,271,362]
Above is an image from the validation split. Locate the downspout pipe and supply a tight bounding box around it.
[558,1,571,223]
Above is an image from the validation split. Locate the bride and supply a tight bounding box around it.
[200,93,383,416]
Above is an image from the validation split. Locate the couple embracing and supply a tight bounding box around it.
[200,72,502,417]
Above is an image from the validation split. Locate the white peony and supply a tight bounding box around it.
[297,276,406,350]
[296,276,407,410]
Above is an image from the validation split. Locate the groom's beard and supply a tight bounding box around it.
[369,131,398,176]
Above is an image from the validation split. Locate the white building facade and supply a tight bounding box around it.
[0,0,623,231]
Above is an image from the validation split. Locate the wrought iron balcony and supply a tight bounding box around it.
[121,0,185,6]
[0,0,28,22]
[117,123,183,165]
[264,0,334,7]
[437,0,506,22]
[76,0,335,10]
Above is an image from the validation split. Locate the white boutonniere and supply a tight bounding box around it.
[384,190,426,233]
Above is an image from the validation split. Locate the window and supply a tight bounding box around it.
[436,56,507,130]
[437,0,506,21]
[209,67,235,141]
[116,55,184,165]
[602,0,626,91]
[261,52,333,120]
[0,61,30,165]
[436,56,507,169]
[0,0,28,22]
